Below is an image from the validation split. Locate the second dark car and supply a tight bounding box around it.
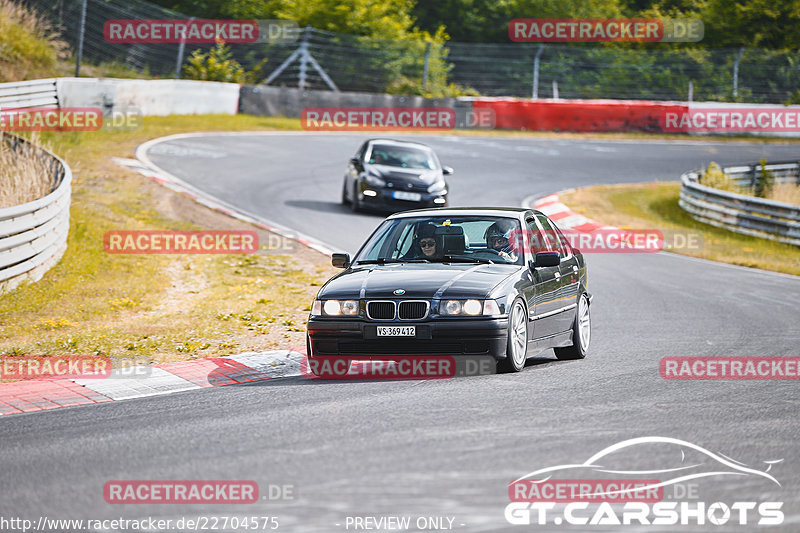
[342,139,452,213]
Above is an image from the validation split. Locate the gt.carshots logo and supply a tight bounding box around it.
[505,437,784,527]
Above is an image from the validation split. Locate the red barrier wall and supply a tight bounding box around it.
[471,98,688,133]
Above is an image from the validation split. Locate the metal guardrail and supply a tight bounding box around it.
[0,135,71,291]
[679,161,800,246]
[0,79,59,110]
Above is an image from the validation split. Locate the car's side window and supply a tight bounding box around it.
[356,142,368,162]
[534,214,564,256]
[526,217,548,254]
[553,225,573,260]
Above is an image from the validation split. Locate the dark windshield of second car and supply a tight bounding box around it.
[353,216,524,265]
[367,144,439,170]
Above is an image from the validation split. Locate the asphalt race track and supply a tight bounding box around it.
[2,133,799,532]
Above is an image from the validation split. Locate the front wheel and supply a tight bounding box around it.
[341,180,350,205]
[498,298,528,373]
[554,292,590,360]
[350,182,361,212]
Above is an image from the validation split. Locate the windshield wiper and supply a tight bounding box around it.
[355,258,430,265]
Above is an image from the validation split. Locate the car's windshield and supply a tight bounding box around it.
[367,144,439,170]
[354,215,524,265]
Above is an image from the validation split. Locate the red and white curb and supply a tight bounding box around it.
[528,192,618,232]
[0,350,307,415]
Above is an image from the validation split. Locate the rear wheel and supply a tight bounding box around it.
[554,292,590,360]
[498,298,528,373]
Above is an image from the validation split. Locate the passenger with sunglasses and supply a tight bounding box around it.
[405,223,443,260]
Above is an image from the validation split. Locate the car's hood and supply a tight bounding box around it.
[367,164,441,184]
[319,263,519,300]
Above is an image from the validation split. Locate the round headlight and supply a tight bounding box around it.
[341,300,359,316]
[463,299,482,315]
[443,300,461,315]
[323,300,341,315]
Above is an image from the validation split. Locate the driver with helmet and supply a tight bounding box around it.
[484,219,519,261]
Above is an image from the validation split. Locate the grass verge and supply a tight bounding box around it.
[559,182,800,276]
[0,114,334,365]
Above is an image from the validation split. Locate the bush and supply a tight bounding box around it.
[183,41,266,84]
[754,158,775,198]
[700,162,743,193]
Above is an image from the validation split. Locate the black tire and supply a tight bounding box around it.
[341,180,350,205]
[497,298,528,373]
[350,182,360,212]
[554,292,590,360]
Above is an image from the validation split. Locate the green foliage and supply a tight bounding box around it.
[700,162,743,193]
[754,158,775,198]
[183,42,266,83]
[0,0,66,82]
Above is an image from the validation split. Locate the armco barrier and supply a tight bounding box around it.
[679,162,800,246]
[470,97,687,133]
[0,79,59,110]
[0,135,71,293]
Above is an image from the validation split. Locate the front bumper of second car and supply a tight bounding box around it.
[306,317,508,359]
[358,184,447,210]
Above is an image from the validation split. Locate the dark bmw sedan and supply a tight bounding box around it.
[341,139,452,212]
[306,207,592,374]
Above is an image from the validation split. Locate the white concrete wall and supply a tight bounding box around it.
[57,78,240,116]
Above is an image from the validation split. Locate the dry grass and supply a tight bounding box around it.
[768,182,800,205]
[0,133,55,208]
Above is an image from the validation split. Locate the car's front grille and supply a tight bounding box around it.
[399,301,428,320]
[367,301,395,320]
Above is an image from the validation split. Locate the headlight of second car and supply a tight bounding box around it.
[312,299,359,317]
[427,179,446,193]
[364,173,385,187]
[440,299,501,316]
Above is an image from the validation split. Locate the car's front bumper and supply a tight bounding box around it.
[307,317,508,359]
[358,186,447,211]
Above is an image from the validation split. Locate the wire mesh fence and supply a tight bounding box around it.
[28,0,800,103]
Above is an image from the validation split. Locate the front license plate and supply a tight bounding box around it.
[392,191,422,202]
[377,326,416,337]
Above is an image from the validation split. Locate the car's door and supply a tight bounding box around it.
[552,221,581,332]
[525,215,562,338]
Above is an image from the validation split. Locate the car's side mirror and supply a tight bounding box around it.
[349,157,360,167]
[532,251,560,268]
[442,166,454,175]
[331,253,351,269]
